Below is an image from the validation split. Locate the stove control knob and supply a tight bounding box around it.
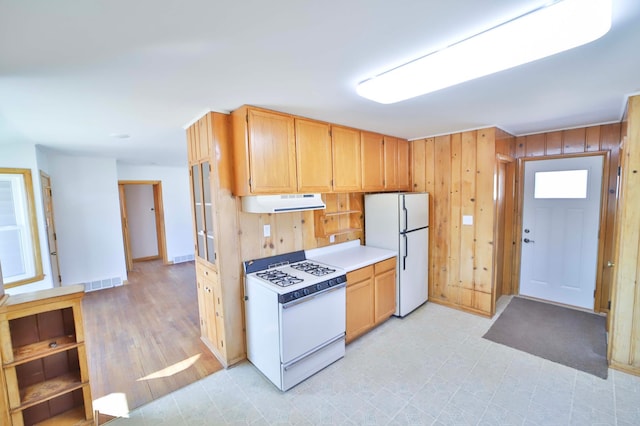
[303,288,310,296]
[316,283,323,291]
[293,291,300,299]
[328,279,336,287]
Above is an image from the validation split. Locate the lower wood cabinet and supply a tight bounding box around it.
[374,258,397,323]
[0,285,93,426]
[346,257,397,343]
[196,261,226,358]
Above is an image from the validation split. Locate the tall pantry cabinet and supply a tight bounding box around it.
[186,112,245,368]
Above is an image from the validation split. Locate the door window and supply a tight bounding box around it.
[534,169,588,199]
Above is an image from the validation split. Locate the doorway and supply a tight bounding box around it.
[519,155,604,310]
[40,172,61,286]
[118,181,167,271]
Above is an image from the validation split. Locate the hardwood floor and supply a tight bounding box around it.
[82,260,223,418]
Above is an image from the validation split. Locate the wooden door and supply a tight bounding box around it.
[247,109,297,193]
[295,118,332,192]
[346,266,374,342]
[397,139,411,190]
[196,269,208,338]
[40,172,61,286]
[374,265,396,324]
[361,131,385,191]
[384,136,399,190]
[118,184,133,272]
[203,274,218,348]
[332,126,361,191]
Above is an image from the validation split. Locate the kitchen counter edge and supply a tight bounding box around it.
[306,241,397,273]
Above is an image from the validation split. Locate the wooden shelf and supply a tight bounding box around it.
[7,335,78,367]
[16,371,84,412]
[34,406,92,426]
[331,228,361,236]
[323,210,361,217]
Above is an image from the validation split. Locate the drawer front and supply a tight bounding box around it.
[346,265,373,285]
[374,257,396,274]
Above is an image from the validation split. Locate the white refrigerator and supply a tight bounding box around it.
[365,193,429,317]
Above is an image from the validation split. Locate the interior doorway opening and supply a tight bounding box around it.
[118,181,167,272]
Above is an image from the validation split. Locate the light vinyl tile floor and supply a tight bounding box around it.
[108,297,640,425]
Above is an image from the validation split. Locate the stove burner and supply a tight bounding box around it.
[256,270,303,287]
[291,262,336,276]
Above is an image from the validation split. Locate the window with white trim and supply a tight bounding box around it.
[0,169,43,287]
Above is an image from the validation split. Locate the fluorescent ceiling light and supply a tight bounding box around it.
[356,0,612,104]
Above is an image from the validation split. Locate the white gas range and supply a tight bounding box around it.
[244,250,346,391]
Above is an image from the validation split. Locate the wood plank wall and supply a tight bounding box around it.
[513,123,621,312]
[237,194,364,263]
[412,127,514,316]
[609,95,640,375]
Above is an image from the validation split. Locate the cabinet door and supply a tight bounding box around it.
[196,270,208,338]
[248,109,297,193]
[346,266,374,343]
[296,118,332,192]
[374,268,396,324]
[384,136,399,190]
[202,275,218,350]
[397,139,411,190]
[190,164,206,260]
[361,131,385,191]
[198,115,211,160]
[332,126,362,191]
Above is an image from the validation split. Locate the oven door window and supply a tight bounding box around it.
[279,287,345,363]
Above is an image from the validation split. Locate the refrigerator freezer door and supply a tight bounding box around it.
[400,193,429,232]
[398,227,429,316]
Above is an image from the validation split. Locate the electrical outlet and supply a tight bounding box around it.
[263,224,271,237]
[329,235,335,243]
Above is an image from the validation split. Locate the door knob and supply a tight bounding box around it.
[523,238,535,243]
[607,261,615,267]
[50,252,57,255]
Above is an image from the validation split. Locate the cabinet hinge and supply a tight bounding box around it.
[58,274,62,282]
[618,166,621,176]
[208,164,212,173]
[54,232,57,241]
[248,178,252,188]
[49,188,53,196]
[328,129,332,137]
[246,113,249,123]
[608,300,611,310]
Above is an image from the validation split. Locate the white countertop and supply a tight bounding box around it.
[306,240,397,272]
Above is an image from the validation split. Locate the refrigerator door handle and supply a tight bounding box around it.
[403,233,408,270]
[402,195,408,233]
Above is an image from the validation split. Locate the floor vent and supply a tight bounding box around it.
[85,276,124,292]
[173,254,195,264]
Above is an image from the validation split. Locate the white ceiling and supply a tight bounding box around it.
[1,0,639,167]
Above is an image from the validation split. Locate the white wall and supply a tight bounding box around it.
[124,184,158,259]
[0,143,54,294]
[48,154,127,286]
[117,164,194,262]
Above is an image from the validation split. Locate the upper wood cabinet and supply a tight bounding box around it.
[231,106,297,195]
[295,118,332,192]
[230,105,408,195]
[384,136,399,190]
[383,136,411,191]
[331,125,361,192]
[397,139,410,190]
[361,131,385,191]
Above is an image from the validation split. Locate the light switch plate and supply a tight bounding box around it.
[263,224,271,237]
[462,215,473,226]
[329,235,335,243]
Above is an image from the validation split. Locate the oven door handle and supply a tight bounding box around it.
[283,333,345,371]
[281,283,346,309]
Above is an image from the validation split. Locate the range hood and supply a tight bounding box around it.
[241,194,326,213]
